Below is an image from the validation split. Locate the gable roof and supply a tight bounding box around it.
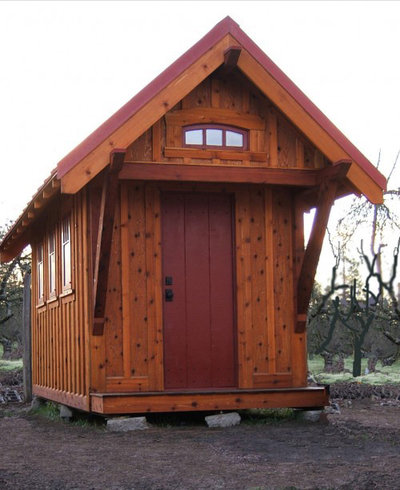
[57,16,385,202]
[0,16,386,262]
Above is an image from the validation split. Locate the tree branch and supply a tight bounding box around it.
[383,331,400,346]
[0,312,13,325]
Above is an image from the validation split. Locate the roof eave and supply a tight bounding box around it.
[0,171,60,262]
[57,16,238,181]
[2,16,386,261]
[226,23,386,192]
[56,16,386,199]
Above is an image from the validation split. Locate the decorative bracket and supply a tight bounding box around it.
[93,149,126,335]
[295,160,351,333]
[216,46,242,76]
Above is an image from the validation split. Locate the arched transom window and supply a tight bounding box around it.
[183,124,248,150]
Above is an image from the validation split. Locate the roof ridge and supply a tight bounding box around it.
[56,16,385,190]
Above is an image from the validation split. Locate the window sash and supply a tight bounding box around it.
[48,233,56,296]
[183,124,248,150]
[62,218,71,290]
[37,243,44,302]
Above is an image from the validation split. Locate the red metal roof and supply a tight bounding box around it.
[57,17,237,179]
[0,169,59,261]
[57,16,385,190]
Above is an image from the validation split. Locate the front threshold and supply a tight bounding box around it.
[90,386,329,414]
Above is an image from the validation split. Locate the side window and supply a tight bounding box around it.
[62,218,71,291]
[37,243,44,303]
[48,231,56,297]
[183,124,247,149]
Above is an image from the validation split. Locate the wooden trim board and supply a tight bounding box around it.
[119,163,320,186]
[33,385,89,411]
[90,386,329,414]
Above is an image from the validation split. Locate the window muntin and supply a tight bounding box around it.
[48,232,56,297]
[62,218,71,291]
[183,124,248,150]
[37,243,44,303]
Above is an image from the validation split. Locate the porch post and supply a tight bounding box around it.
[22,272,32,402]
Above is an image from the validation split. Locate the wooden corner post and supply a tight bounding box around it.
[22,272,32,402]
[93,149,126,335]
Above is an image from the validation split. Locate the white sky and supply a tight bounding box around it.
[1,1,399,278]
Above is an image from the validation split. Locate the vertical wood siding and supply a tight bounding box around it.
[96,182,304,393]
[31,191,89,409]
[235,186,296,389]
[95,182,163,393]
[31,68,312,402]
[125,71,330,171]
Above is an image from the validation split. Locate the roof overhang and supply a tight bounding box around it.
[0,17,386,262]
[56,16,385,202]
[0,171,60,262]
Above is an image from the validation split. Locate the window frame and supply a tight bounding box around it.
[48,230,57,298]
[183,124,248,150]
[37,243,44,304]
[61,217,72,293]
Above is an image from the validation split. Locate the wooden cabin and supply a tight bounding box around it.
[0,17,385,415]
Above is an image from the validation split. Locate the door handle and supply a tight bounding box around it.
[165,289,174,302]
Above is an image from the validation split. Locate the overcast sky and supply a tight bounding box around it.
[1,1,399,274]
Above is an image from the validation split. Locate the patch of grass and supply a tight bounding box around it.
[73,414,106,429]
[308,356,400,385]
[0,409,15,418]
[0,344,23,372]
[241,408,296,425]
[0,359,23,372]
[147,409,296,427]
[0,343,23,373]
[31,400,106,428]
[31,401,60,420]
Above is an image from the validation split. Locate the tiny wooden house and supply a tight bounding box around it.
[0,18,385,414]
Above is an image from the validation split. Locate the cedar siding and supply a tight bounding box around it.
[31,191,90,410]
[126,72,330,171]
[90,182,305,396]
[0,17,386,414]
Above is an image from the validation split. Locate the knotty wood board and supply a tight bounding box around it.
[91,387,329,414]
[30,181,307,405]
[30,192,89,407]
[61,36,234,194]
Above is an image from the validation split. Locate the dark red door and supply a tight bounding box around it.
[161,192,236,390]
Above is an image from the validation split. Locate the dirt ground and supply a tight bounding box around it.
[0,394,400,490]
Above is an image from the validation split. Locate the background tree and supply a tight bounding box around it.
[307,152,400,374]
[334,151,400,280]
[0,224,30,359]
[307,269,352,372]
[309,240,400,376]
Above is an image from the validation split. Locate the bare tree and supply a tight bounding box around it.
[309,240,400,377]
[335,151,400,278]
[0,225,30,358]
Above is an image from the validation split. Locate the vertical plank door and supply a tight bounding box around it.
[161,192,236,390]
